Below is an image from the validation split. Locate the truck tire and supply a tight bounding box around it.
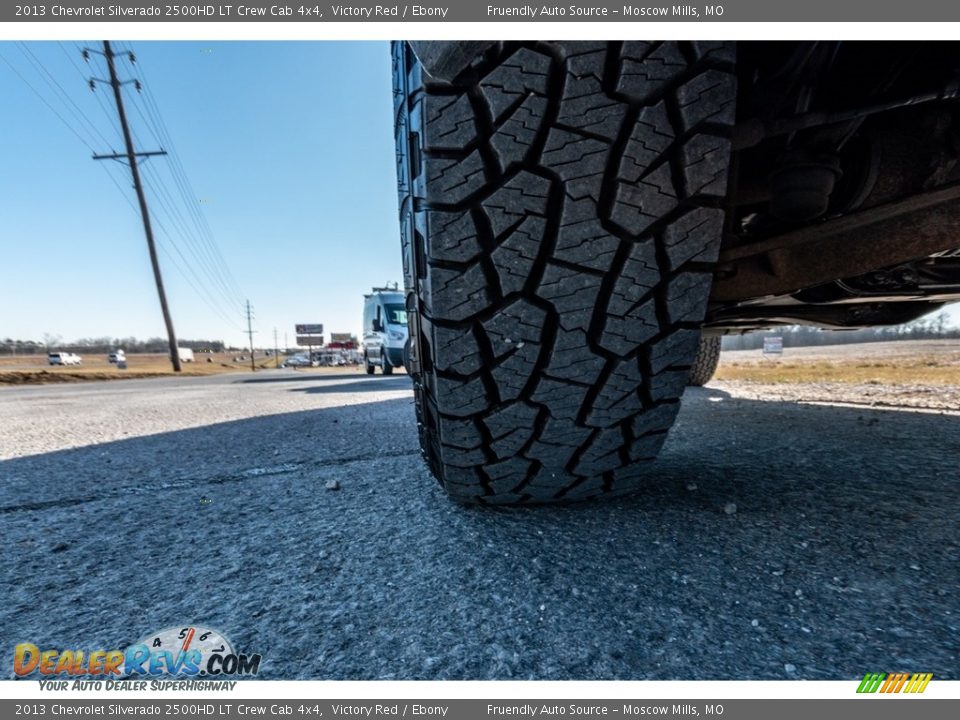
[403,337,413,374]
[687,335,722,386]
[365,352,376,375]
[393,41,736,503]
[381,347,394,375]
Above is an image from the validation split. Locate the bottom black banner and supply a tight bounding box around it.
[2,700,957,720]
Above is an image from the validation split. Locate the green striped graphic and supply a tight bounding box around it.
[857,673,886,693]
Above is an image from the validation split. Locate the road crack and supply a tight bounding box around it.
[0,448,421,515]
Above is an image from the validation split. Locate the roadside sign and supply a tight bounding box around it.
[330,333,354,343]
[763,336,784,355]
[297,335,324,346]
[295,324,323,335]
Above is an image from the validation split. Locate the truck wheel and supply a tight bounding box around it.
[403,337,413,375]
[687,335,722,386]
[381,348,394,375]
[365,353,376,375]
[393,41,736,503]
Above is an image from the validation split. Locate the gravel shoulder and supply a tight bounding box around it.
[711,380,960,412]
[716,340,960,409]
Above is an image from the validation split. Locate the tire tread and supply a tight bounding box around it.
[394,41,736,503]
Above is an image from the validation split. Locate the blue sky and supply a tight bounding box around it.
[1,40,957,350]
[1,41,401,348]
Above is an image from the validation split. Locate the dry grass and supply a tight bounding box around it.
[716,354,960,386]
[0,353,368,385]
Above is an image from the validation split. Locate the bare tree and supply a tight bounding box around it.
[41,333,62,351]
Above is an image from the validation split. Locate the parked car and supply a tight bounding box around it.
[177,347,194,363]
[48,352,81,366]
[107,350,126,364]
[314,351,348,367]
[282,354,317,368]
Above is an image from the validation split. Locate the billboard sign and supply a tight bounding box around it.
[297,336,324,346]
[763,336,784,355]
[295,324,323,335]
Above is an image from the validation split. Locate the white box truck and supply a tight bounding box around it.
[362,286,407,375]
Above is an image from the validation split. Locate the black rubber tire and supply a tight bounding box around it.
[393,41,736,504]
[403,337,413,374]
[381,348,394,375]
[365,353,376,375]
[687,335,722,386]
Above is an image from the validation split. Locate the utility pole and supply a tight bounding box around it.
[89,41,180,372]
[273,327,279,368]
[245,300,256,372]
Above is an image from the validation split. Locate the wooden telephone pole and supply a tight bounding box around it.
[91,40,181,372]
[245,300,256,372]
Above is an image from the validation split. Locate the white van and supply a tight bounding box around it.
[362,286,408,375]
[48,352,81,366]
[177,347,194,363]
[108,350,126,364]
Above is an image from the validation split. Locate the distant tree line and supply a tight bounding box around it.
[5,311,957,356]
[0,336,227,355]
[722,311,960,351]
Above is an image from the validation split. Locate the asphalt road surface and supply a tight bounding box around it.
[1,370,957,680]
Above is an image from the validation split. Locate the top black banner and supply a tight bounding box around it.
[4,1,959,22]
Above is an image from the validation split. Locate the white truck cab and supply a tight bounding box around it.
[48,352,81,366]
[362,286,407,375]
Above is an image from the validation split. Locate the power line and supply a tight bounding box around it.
[118,44,238,262]
[114,104,243,317]
[95,46,242,326]
[59,41,123,142]
[91,40,181,373]
[128,86,247,311]
[117,42,247,306]
[17,42,114,151]
[5,42,249,345]
[151,225,245,332]
[3,47,146,224]
[138,160,244,315]
[2,45,148,228]
[111,155,246,332]
[143,104,247,308]
[245,300,257,372]
[89,42,246,327]
[0,50,97,153]
[147,208,245,328]
[96,162,141,215]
